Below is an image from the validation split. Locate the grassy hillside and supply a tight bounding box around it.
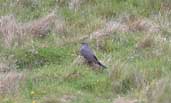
[0,0,171,103]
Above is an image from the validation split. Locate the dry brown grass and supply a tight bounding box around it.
[146,78,171,103]
[136,34,154,49]
[42,94,76,103]
[89,15,161,43]
[152,11,171,33]
[69,0,86,11]
[113,97,137,103]
[122,15,160,33]
[24,12,56,37]
[60,94,75,103]
[89,20,129,40]
[0,15,25,48]
[0,12,65,48]
[0,71,24,95]
[23,11,66,37]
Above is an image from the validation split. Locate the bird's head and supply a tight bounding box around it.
[81,42,88,46]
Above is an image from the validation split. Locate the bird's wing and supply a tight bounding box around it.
[86,46,94,55]
[81,46,94,56]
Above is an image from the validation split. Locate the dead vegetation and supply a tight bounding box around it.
[68,0,86,11]
[0,55,23,95]
[146,78,171,103]
[89,15,161,40]
[0,15,25,48]
[113,97,137,103]
[60,94,75,103]
[24,12,56,37]
[0,71,23,95]
[136,34,155,49]
[43,94,76,103]
[24,11,65,37]
[0,12,65,48]
[122,15,160,33]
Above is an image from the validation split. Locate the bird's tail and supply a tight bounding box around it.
[97,61,107,68]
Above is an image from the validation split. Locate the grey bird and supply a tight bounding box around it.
[80,43,106,68]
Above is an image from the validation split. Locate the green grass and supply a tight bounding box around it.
[1,0,171,103]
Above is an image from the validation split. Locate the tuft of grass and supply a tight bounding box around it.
[110,61,146,95]
[146,78,171,103]
[0,71,23,95]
